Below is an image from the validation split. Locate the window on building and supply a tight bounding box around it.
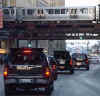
[55,9,60,14]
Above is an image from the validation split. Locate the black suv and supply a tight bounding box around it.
[4,48,54,95]
[72,53,89,70]
[54,51,74,74]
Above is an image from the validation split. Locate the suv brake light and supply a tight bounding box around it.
[70,59,72,65]
[23,50,32,54]
[44,68,50,78]
[4,68,8,77]
[86,59,88,64]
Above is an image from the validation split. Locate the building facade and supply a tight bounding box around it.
[55,0,65,7]
[2,0,65,8]
[2,0,51,8]
[50,0,65,7]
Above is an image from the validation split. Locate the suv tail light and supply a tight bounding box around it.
[23,50,32,54]
[70,59,72,66]
[44,68,51,78]
[86,59,88,64]
[4,68,8,78]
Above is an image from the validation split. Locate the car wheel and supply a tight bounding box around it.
[86,66,89,70]
[5,87,9,96]
[45,83,54,95]
[54,74,57,80]
[70,69,74,74]
[5,86,16,96]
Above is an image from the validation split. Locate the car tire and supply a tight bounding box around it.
[5,87,9,96]
[54,74,57,80]
[70,69,74,74]
[86,66,89,70]
[45,83,54,95]
[5,86,16,96]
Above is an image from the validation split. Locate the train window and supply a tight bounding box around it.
[22,9,25,16]
[48,9,54,14]
[61,9,66,14]
[41,9,43,14]
[83,8,88,14]
[3,9,9,15]
[38,9,40,14]
[11,8,15,15]
[38,9,43,14]
[27,9,34,15]
[55,9,60,14]
[70,9,77,14]
[80,8,84,14]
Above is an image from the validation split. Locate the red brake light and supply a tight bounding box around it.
[70,59,72,65]
[86,59,88,64]
[23,50,32,54]
[44,68,50,78]
[4,69,8,77]
[4,71,8,76]
[45,71,50,77]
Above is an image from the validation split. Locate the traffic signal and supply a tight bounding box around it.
[28,43,32,48]
[80,36,83,40]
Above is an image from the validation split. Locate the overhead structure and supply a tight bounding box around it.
[0,6,100,40]
[3,6,96,21]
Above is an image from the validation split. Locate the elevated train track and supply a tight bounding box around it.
[3,6,96,21]
[0,6,100,40]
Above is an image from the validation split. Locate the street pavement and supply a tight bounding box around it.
[52,64,100,96]
[0,63,100,96]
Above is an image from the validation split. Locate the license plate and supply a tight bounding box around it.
[59,59,65,64]
[16,65,33,71]
[19,79,32,83]
[59,66,65,69]
[77,62,81,66]
[16,66,25,70]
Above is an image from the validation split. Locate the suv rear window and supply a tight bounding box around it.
[54,51,71,59]
[8,48,47,65]
[72,53,87,60]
